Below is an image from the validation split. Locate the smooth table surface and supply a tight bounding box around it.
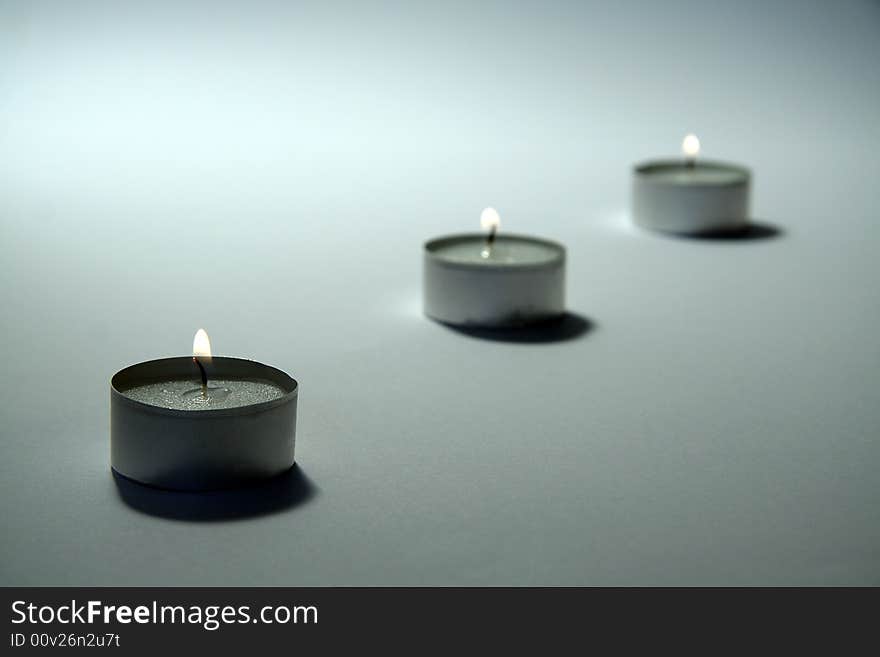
[1,0,879,585]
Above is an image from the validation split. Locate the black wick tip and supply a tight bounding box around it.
[486,224,497,247]
[192,356,208,390]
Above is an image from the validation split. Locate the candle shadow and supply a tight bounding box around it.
[677,220,784,241]
[439,311,595,344]
[112,464,318,522]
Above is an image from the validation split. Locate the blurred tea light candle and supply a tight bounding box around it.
[632,134,751,234]
[110,329,299,490]
[423,208,566,328]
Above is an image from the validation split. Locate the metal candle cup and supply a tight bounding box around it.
[632,159,751,234]
[423,233,566,328]
[111,356,298,491]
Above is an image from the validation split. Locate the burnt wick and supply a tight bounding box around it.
[481,224,498,259]
[193,356,208,397]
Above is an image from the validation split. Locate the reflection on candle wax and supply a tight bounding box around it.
[181,385,232,406]
[481,243,512,261]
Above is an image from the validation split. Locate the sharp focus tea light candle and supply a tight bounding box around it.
[110,329,299,491]
[633,135,751,235]
[423,208,566,328]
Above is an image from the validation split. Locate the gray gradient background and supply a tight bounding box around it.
[2,0,879,585]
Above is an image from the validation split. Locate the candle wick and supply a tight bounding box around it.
[193,356,208,398]
[685,157,696,169]
[481,224,497,258]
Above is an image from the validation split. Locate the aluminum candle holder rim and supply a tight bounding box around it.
[634,159,751,186]
[111,356,298,419]
[424,233,566,271]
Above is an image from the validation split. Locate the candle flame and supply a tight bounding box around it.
[682,134,700,159]
[193,328,212,362]
[480,207,501,233]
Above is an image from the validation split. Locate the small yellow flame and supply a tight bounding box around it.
[192,328,212,361]
[480,207,501,233]
[682,134,701,159]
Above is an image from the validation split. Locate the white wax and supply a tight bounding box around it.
[430,236,562,266]
[640,166,746,185]
[122,378,285,411]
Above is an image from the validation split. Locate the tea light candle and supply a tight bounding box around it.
[424,208,566,328]
[110,329,299,491]
[633,135,751,234]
